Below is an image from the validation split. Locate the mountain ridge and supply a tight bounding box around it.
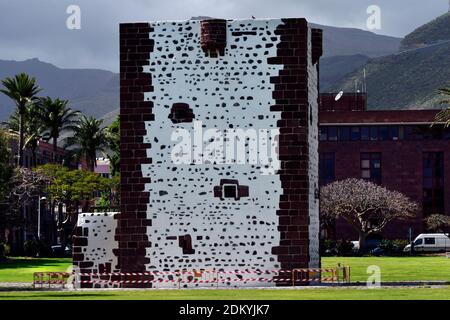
[0,58,119,121]
[0,23,403,121]
[400,12,450,51]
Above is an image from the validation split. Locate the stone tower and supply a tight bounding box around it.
[74,17,323,288]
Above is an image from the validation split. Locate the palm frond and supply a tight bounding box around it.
[36,97,81,146]
[0,73,41,108]
[439,88,450,105]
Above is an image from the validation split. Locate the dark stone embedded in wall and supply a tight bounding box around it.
[200,19,227,57]
[169,103,195,123]
[267,18,322,284]
[118,22,154,288]
[213,179,249,200]
[179,235,195,254]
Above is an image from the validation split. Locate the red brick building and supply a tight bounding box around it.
[319,93,447,241]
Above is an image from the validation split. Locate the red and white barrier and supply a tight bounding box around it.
[33,268,345,287]
[73,268,336,277]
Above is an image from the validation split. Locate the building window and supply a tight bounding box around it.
[320,153,335,186]
[443,128,450,140]
[423,152,444,216]
[390,126,399,140]
[405,126,423,140]
[338,127,350,141]
[223,185,237,198]
[361,126,370,141]
[351,127,361,141]
[370,127,378,141]
[379,126,389,141]
[328,127,337,141]
[361,153,381,184]
[319,127,328,141]
[318,125,445,142]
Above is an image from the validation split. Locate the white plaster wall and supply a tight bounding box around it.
[142,19,285,287]
[306,28,320,268]
[76,212,119,287]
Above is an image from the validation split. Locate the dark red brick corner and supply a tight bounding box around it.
[117,22,155,287]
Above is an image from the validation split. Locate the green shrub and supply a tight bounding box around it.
[23,239,52,257]
[0,242,5,258]
[321,239,337,256]
[393,239,409,250]
[378,239,409,255]
[336,239,355,256]
[321,239,355,256]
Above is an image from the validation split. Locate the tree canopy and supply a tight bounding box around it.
[35,164,111,204]
[0,130,14,204]
[425,214,450,233]
[105,116,120,176]
[0,73,41,167]
[38,97,80,162]
[64,115,107,171]
[320,178,418,251]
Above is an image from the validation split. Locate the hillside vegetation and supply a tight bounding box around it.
[400,13,450,51]
[331,13,450,110]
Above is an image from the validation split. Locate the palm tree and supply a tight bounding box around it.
[38,97,80,163]
[105,116,120,176]
[65,115,107,171]
[433,87,450,127]
[6,105,45,167]
[0,74,41,167]
[439,88,450,105]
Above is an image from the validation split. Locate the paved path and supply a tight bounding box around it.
[0,281,448,292]
[0,282,70,291]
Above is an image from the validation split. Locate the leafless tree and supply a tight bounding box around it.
[7,168,49,211]
[320,178,418,251]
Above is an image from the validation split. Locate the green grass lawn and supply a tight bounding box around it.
[1,256,449,283]
[1,256,450,300]
[322,256,450,282]
[1,287,450,300]
[0,257,72,282]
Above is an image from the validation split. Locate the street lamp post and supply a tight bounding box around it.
[37,196,47,240]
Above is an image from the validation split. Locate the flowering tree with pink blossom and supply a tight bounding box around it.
[320,178,418,251]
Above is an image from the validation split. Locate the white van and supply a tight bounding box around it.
[404,233,450,252]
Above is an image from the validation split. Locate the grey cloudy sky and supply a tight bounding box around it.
[0,0,448,72]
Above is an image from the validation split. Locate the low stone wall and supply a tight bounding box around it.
[72,212,119,288]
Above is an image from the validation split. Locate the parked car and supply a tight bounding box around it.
[370,247,386,256]
[370,241,401,256]
[404,233,450,253]
[350,238,381,252]
[51,244,72,257]
[351,241,360,253]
